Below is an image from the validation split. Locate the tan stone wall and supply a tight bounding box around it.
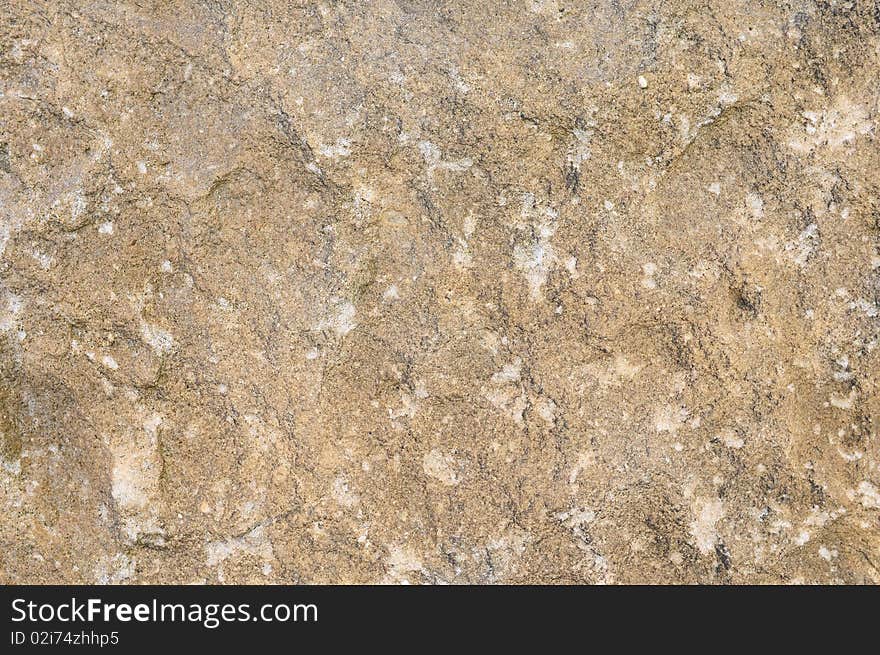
[1,1,878,584]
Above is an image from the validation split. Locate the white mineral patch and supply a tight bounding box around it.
[745,192,764,219]
[829,389,856,410]
[381,545,425,584]
[94,553,135,585]
[491,358,522,384]
[789,96,873,153]
[513,197,560,300]
[110,415,162,513]
[206,525,274,567]
[331,475,360,507]
[818,545,838,561]
[318,137,351,159]
[719,429,745,449]
[690,497,725,555]
[418,140,473,182]
[422,449,460,486]
[0,292,23,333]
[641,262,658,289]
[140,320,174,356]
[31,250,53,269]
[315,298,357,336]
[654,405,688,433]
[535,396,556,424]
[786,223,818,267]
[857,481,880,509]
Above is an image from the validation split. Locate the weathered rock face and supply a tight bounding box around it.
[1,1,878,584]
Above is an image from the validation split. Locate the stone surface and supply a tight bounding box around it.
[1,1,879,584]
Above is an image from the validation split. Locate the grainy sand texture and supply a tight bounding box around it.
[1,1,879,584]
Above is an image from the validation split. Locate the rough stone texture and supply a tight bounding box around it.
[1,1,879,585]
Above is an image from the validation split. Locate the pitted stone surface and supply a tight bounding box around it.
[1,1,878,583]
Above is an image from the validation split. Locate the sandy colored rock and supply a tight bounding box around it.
[1,1,879,584]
